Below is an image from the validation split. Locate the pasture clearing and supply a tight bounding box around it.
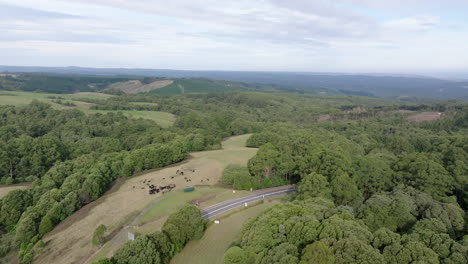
[0,91,112,106]
[36,134,257,264]
[0,91,175,127]
[107,79,173,94]
[136,186,228,225]
[406,111,442,122]
[80,109,176,128]
[171,200,279,264]
[0,183,30,199]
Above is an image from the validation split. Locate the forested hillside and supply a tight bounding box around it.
[0,89,467,264]
[0,74,137,94]
[0,73,343,96]
[2,67,467,99]
[221,102,468,264]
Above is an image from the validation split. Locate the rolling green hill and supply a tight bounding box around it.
[0,73,344,96]
[0,73,136,94]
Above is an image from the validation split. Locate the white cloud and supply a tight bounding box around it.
[384,15,440,32]
[0,0,466,74]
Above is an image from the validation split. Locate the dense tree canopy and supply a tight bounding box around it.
[0,90,467,263]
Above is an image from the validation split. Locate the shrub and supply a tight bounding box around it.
[92,224,107,246]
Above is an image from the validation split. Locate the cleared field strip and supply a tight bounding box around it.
[406,111,442,122]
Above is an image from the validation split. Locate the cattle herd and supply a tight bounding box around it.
[147,183,176,195]
[132,178,176,195]
[131,167,210,195]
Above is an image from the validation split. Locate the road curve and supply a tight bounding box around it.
[201,185,295,219]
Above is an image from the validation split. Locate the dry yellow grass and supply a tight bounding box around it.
[35,134,257,264]
[0,183,30,199]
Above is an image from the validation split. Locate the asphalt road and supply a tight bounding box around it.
[201,185,295,219]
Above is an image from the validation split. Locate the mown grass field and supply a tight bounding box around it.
[0,91,176,128]
[171,200,279,264]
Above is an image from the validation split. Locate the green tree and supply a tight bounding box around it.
[300,241,334,264]
[38,215,54,237]
[393,153,453,199]
[248,143,282,179]
[221,164,253,190]
[0,190,33,231]
[311,149,353,179]
[223,246,248,264]
[383,240,438,264]
[162,205,205,251]
[330,171,360,205]
[332,238,384,264]
[297,172,331,200]
[112,235,161,264]
[353,155,393,200]
[260,242,299,264]
[148,231,176,264]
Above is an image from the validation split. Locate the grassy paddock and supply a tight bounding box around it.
[0,91,176,127]
[137,186,228,225]
[199,189,250,208]
[171,200,279,264]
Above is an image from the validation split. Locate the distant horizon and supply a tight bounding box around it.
[1,64,467,80]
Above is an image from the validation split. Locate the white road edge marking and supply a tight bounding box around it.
[201,189,292,218]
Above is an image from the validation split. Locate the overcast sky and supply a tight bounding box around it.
[0,0,467,77]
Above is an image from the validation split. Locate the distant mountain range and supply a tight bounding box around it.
[1,65,467,99]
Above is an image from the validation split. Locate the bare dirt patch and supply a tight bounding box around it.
[406,112,442,122]
[107,80,173,94]
[35,134,257,264]
[318,114,332,121]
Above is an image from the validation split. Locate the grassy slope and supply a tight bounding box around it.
[0,91,176,128]
[171,201,279,264]
[137,187,228,225]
